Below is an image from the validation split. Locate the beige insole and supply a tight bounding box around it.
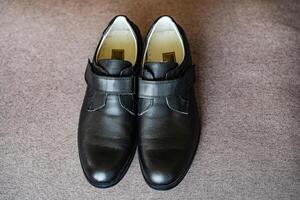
[144,17,184,64]
[96,17,137,64]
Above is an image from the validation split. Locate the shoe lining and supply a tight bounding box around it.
[96,16,137,64]
[143,17,184,64]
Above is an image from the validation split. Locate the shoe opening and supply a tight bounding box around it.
[96,16,137,65]
[143,16,185,65]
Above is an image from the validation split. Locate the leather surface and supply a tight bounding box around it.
[138,16,200,190]
[85,60,135,95]
[138,64,195,98]
[78,16,142,188]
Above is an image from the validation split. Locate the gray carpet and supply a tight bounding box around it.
[0,0,299,199]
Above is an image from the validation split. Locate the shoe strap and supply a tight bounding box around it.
[138,65,195,98]
[85,60,135,95]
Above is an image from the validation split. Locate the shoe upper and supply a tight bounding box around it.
[78,16,142,187]
[138,16,200,189]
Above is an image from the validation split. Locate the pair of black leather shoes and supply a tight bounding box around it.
[78,15,200,190]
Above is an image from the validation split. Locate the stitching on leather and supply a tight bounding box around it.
[166,97,189,115]
[118,95,135,115]
[138,99,153,116]
[87,93,107,112]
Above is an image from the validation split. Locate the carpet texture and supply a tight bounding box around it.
[0,0,299,199]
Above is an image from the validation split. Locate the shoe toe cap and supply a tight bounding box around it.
[81,147,129,187]
[88,168,117,185]
[141,150,187,188]
[147,169,177,186]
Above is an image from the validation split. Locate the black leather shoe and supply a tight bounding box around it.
[137,16,200,190]
[78,16,142,188]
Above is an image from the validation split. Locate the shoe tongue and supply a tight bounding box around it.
[94,59,133,76]
[143,61,179,80]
